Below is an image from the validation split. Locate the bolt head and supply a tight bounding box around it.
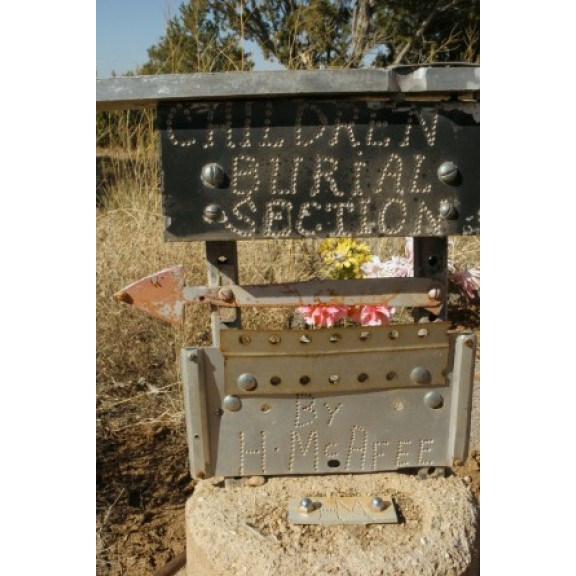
[187,350,198,362]
[204,203,223,222]
[218,287,234,301]
[237,373,257,392]
[439,200,459,220]
[437,161,460,184]
[411,367,432,385]
[201,163,227,188]
[299,498,315,514]
[371,497,386,512]
[424,390,444,409]
[223,395,242,412]
[427,286,442,301]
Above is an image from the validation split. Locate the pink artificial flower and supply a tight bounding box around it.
[361,256,387,278]
[451,267,480,299]
[348,305,395,326]
[296,305,349,327]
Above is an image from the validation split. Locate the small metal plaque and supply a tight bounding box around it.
[221,323,450,396]
[181,333,476,479]
[159,100,479,241]
[289,496,398,525]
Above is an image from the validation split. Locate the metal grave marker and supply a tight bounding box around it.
[100,67,479,487]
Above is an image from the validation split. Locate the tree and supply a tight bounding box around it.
[138,0,253,74]
[209,0,479,69]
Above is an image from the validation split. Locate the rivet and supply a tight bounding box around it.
[237,373,257,392]
[223,395,242,412]
[204,203,223,222]
[424,390,444,409]
[201,163,227,188]
[439,200,459,220]
[437,161,460,184]
[427,286,442,301]
[299,497,315,514]
[371,497,386,512]
[218,287,234,301]
[411,367,432,385]
[465,339,474,348]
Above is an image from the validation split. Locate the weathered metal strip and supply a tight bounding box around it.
[180,348,211,480]
[182,334,475,479]
[114,266,444,324]
[222,323,450,395]
[288,496,398,525]
[160,100,479,240]
[96,67,480,111]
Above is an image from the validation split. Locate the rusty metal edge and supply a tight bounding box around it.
[97,67,480,111]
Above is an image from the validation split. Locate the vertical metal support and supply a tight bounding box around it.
[412,237,448,322]
[447,333,476,464]
[205,241,241,346]
[181,348,211,480]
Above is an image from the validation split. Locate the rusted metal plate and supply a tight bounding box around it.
[180,333,476,479]
[288,496,398,525]
[159,100,479,241]
[221,323,450,396]
[114,265,444,324]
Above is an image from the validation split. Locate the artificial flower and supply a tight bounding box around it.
[318,238,371,279]
[296,305,349,327]
[348,305,395,326]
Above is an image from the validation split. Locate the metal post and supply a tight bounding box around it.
[205,241,241,346]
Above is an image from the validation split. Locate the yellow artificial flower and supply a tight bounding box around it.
[318,238,371,279]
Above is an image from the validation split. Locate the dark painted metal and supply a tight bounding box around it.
[159,100,479,241]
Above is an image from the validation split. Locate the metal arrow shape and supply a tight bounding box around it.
[114,265,443,324]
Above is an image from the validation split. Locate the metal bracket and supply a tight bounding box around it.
[288,496,398,525]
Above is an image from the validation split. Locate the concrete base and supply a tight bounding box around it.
[185,473,478,576]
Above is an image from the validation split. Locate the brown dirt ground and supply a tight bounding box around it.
[96,379,479,576]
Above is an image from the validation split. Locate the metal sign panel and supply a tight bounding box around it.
[220,323,450,396]
[159,100,479,241]
[181,331,475,480]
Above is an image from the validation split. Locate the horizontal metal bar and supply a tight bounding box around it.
[96,67,480,111]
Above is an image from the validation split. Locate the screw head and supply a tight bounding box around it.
[437,161,460,184]
[237,373,257,392]
[424,390,444,409]
[218,287,234,301]
[204,203,223,222]
[439,200,459,220]
[299,497,315,514]
[371,497,387,512]
[427,286,442,301]
[411,367,432,385]
[201,163,227,188]
[223,395,242,412]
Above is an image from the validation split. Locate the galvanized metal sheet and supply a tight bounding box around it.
[181,333,476,479]
[288,496,398,525]
[221,323,450,396]
[159,100,479,241]
[96,67,480,111]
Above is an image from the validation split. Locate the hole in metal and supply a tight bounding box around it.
[193,434,200,440]
[270,376,281,386]
[268,335,281,345]
[428,255,439,267]
[427,467,436,475]
[260,404,270,413]
[417,328,429,338]
[359,331,371,341]
[328,375,340,385]
[428,313,437,322]
[299,335,311,344]
[217,256,228,264]
[389,329,400,340]
[327,459,341,468]
[239,335,251,345]
[329,334,342,343]
[358,373,368,382]
[386,371,397,381]
[199,296,206,301]
[300,376,311,385]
